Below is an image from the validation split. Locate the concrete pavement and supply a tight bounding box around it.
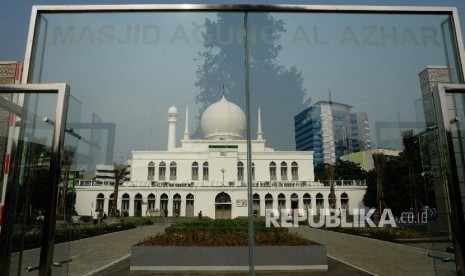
[10,223,456,275]
[69,223,169,276]
[291,227,456,276]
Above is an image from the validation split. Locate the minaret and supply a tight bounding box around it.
[167,106,178,151]
[257,107,263,140]
[183,106,189,140]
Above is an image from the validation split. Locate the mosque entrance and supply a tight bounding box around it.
[215,192,232,219]
[134,194,142,217]
[186,194,194,217]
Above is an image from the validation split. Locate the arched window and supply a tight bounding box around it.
[281,162,288,180]
[303,193,311,210]
[341,192,349,210]
[291,162,299,180]
[269,162,277,180]
[186,193,194,204]
[147,193,156,210]
[316,193,324,213]
[215,192,231,203]
[203,162,209,180]
[278,193,286,213]
[192,162,198,180]
[159,162,166,181]
[96,193,104,211]
[237,161,244,181]
[265,193,273,211]
[148,161,155,180]
[170,161,177,180]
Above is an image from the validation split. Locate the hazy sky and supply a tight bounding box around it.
[1,0,465,169]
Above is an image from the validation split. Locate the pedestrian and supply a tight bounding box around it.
[198,210,203,220]
[92,209,99,224]
[164,208,168,217]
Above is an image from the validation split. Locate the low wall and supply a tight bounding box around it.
[130,245,327,272]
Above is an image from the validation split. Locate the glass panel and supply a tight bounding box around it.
[52,95,81,275]
[431,87,465,274]
[23,7,465,275]
[0,92,58,274]
[248,12,459,274]
[441,17,463,84]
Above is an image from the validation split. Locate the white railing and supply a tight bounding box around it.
[77,179,366,187]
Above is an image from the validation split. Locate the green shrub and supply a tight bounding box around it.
[142,218,314,246]
[327,226,418,241]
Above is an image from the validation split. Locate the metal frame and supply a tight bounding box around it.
[18,4,465,276]
[21,4,465,83]
[433,83,465,275]
[0,83,69,276]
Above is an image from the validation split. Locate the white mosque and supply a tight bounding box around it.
[74,97,367,219]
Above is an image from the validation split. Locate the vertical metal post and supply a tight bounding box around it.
[243,11,255,276]
[39,84,70,275]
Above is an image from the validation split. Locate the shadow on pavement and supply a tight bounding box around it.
[94,256,373,276]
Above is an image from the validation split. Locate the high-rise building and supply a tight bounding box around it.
[417,66,451,234]
[294,101,371,165]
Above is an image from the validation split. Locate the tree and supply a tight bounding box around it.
[363,153,417,217]
[315,160,367,181]
[401,130,424,214]
[325,164,336,209]
[195,13,308,148]
[110,163,129,217]
[57,146,76,220]
[372,153,387,218]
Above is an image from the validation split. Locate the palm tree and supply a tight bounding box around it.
[110,163,129,217]
[325,164,336,209]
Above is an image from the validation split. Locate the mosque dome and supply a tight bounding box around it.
[168,106,178,114]
[201,96,246,140]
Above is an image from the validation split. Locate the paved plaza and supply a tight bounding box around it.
[10,223,456,275]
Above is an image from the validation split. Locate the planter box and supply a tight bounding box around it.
[130,245,327,272]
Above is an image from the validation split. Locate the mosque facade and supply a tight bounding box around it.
[75,97,367,219]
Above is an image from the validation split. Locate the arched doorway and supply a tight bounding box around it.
[316,193,324,214]
[253,193,260,217]
[134,193,142,217]
[341,192,349,210]
[186,194,194,217]
[215,192,231,219]
[108,193,115,216]
[173,193,181,217]
[278,193,286,214]
[121,194,130,217]
[160,193,168,217]
[265,193,273,212]
[291,193,299,209]
[303,193,311,211]
[96,193,104,212]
